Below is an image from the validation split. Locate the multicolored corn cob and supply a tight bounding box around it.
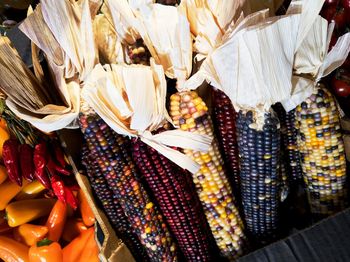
[169,90,246,261]
[79,112,178,262]
[132,133,215,262]
[127,39,151,65]
[81,146,149,261]
[295,86,347,216]
[212,88,241,199]
[274,103,304,184]
[236,110,282,244]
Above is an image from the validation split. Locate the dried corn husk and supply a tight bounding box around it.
[0,37,80,132]
[281,13,350,111]
[81,60,212,173]
[71,0,102,18]
[19,0,97,80]
[19,5,65,68]
[185,12,303,127]
[93,14,126,64]
[180,0,248,59]
[133,3,192,84]
[102,0,153,45]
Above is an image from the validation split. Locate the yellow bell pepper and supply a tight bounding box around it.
[6,199,56,227]
[15,181,46,200]
[0,179,28,210]
[0,236,29,262]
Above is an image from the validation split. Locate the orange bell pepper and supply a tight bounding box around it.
[0,179,28,210]
[0,165,8,185]
[78,229,99,262]
[6,199,56,227]
[46,200,67,242]
[0,236,29,262]
[15,181,46,200]
[62,228,94,262]
[13,224,48,246]
[29,239,62,262]
[62,218,88,242]
[78,189,95,227]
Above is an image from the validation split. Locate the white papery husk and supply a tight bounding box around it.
[180,0,249,60]
[185,13,303,127]
[19,0,97,80]
[0,37,80,133]
[81,59,212,174]
[102,0,154,45]
[281,14,350,111]
[133,3,192,84]
[93,14,126,64]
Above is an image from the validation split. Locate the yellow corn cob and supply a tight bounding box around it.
[169,90,246,260]
[295,86,347,216]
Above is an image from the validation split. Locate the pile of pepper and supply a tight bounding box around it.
[0,111,99,262]
[0,188,98,262]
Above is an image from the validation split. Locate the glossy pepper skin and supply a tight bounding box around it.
[46,200,67,242]
[15,181,46,201]
[6,199,56,227]
[33,142,50,189]
[3,139,22,186]
[78,229,99,262]
[62,218,88,242]
[50,175,66,203]
[47,157,70,177]
[0,179,28,210]
[64,187,78,210]
[0,236,29,262]
[62,228,94,262]
[29,239,62,262]
[13,224,48,246]
[19,144,35,182]
[78,189,95,227]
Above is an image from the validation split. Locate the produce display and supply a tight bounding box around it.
[0,107,99,262]
[0,0,349,262]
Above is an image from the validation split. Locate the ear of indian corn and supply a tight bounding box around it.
[169,90,246,261]
[81,146,149,261]
[273,103,304,185]
[295,86,347,216]
[132,132,216,262]
[212,88,241,201]
[236,110,282,245]
[79,112,178,262]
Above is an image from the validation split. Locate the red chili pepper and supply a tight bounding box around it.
[19,144,35,182]
[64,187,78,210]
[51,174,66,203]
[3,139,22,186]
[47,156,70,176]
[54,165,70,176]
[53,143,66,168]
[34,142,51,189]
